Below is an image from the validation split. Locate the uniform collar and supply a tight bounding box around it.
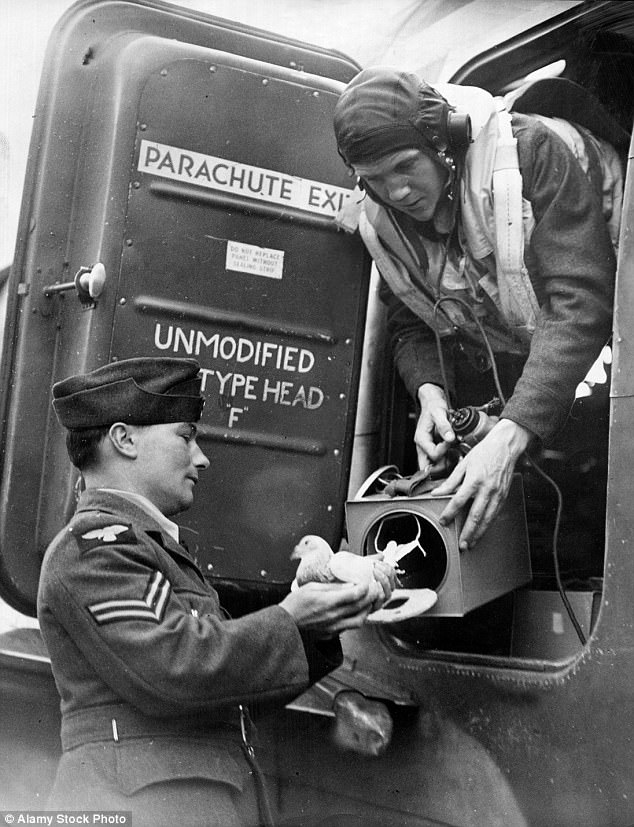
[74,488,205,582]
[97,488,180,543]
[75,487,181,545]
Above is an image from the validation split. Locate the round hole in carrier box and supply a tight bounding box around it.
[364,510,448,591]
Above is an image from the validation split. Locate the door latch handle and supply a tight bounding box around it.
[43,262,106,303]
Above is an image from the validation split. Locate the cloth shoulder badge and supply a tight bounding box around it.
[88,570,172,626]
[82,524,130,543]
[75,523,138,553]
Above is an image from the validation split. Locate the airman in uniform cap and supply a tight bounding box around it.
[38,356,393,827]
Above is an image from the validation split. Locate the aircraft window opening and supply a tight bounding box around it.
[433,295,589,645]
[375,291,606,663]
[429,18,634,666]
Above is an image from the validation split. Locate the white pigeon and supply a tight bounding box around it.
[291,534,395,601]
[291,534,438,623]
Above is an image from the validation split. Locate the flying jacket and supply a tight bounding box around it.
[346,84,619,442]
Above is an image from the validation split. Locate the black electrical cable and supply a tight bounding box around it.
[432,294,506,404]
[430,292,587,646]
[524,455,587,645]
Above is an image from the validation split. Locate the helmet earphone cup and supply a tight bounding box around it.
[446,111,472,153]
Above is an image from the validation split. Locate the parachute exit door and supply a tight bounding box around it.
[0,1,370,612]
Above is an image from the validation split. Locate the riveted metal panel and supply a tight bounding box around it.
[113,51,368,583]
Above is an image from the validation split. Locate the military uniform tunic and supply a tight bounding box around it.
[37,489,342,826]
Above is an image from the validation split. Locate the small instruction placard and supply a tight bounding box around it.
[226,240,284,280]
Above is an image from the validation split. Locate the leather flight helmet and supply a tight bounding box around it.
[334,66,472,175]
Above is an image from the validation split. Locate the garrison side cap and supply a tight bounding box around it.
[52,357,205,429]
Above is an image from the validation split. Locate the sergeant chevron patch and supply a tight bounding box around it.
[88,570,171,625]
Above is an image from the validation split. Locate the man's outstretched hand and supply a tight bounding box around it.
[431,419,533,549]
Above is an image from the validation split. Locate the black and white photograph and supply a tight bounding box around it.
[0,1,631,825]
